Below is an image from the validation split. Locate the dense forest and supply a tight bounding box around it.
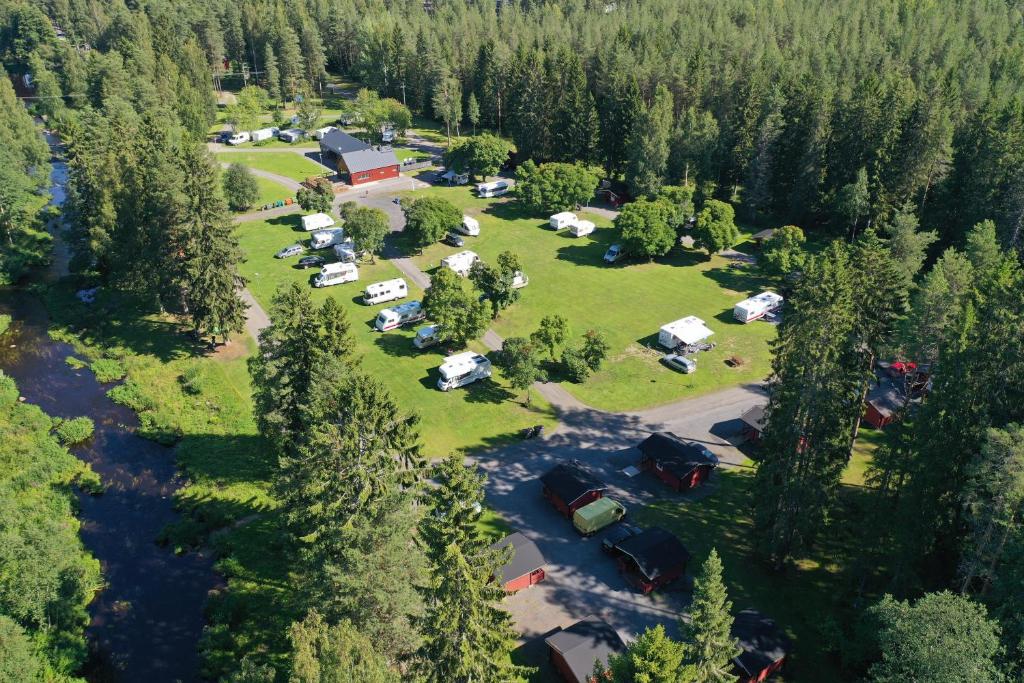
[3,0,1024,680]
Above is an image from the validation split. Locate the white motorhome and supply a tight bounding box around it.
[302,213,336,232]
[333,241,357,263]
[251,127,276,143]
[456,215,480,236]
[658,316,714,350]
[440,250,479,277]
[375,300,425,331]
[549,212,578,230]
[363,278,408,305]
[441,170,469,185]
[569,219,595,237]
[309,228,346,250]
[413,325,442,349]
[733,291,784,323]
[437,352,492,391]
[313,262,359,288]
[227,131,250,145]
[475,180,512,198]
[314,126,335,140]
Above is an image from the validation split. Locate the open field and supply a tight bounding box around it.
[245,176,295,210]
[398,185,778,411]
[235,214,558,456]
[214,152,328,181]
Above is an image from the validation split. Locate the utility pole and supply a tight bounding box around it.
[400,81,407,107]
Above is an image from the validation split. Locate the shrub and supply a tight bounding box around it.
[90,358,125,383]
[179,365,205,395]
[76,467,104,494]
[55,416,95,445]
[0,373,18,406]
[65,356,87,370]
[560,346,591,383]
[222,163,260,211]
[107,380,154,412]
[0,314,10,335]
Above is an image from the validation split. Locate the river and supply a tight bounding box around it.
[0,140,219,682]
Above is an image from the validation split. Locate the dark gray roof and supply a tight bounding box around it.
[741,405,767,431]
[490,532,545,584]
[614,526,690,582]
[752,228,776,240]
[867,374,905,418]
[341,147,399,173]
[540,462,605,507]
[732,610,790,677]
[638,432,719,474]
[320,128,370,156]
[545,616,625,683]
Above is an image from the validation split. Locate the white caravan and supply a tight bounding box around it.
[313,262,359,288]
[250,127,276,143]
[569,219,595,237]
[333,241,357,263]
[437,352,492,391]
[549,212,578,230]
[302,212,335,232]
[511,270,529,289]
[309,228,346,250]
[658,316,714,350]
[733,291,784,323]
[440,250,479,277]
[227,131,250,145]
[456,215,480,236]
[278,128,304,143]
[375,300,425,331]
[314,126,336,140]
[475,180,512,197]
[413,325,442,349]
[363,278,408,305]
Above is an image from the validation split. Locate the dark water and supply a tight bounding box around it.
[0,146,218,682]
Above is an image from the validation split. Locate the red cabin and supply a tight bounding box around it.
[319,129,400,186]
[638,432,719,491]
[545,616,625,683]
[489,532,546,592]
[863,375,904,429]
[613,526,690,594]
[732,610,791,683]
[541,461,606,518]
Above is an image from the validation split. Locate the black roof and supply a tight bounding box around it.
[320,128,370,156]
[544,616,625,683]
[740,405,767,431]
[638,432,719,474]
[540,462,605,507]
[732,610,791,677]
[489,532,545,583]
[614,526,690,581]
[867,372,905,418]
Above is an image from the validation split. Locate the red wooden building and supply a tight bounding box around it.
[863,374,904,429]
[318,129,400,186]
[740,405,767,444]
[489,532,546,592]
[613,526,690,594]
[541,461,606,518]
[544,616,625,683]
[732,610,791,683]
[638,432,719,491]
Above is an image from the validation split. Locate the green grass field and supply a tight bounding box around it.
[235,214,557,456]
[214,151,328,182]
[244,177,295,210]
[398,186,778,411]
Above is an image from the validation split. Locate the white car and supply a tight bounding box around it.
[661,353,696,374]
[275,244,304,258]
[603,244,623,263]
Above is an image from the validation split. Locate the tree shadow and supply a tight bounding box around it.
[701,262,770,295]
[483,200,544,225]
[372,332,420,359]
[265,214,304,231]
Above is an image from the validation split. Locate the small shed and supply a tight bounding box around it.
[614,526,690,593]
[732,610,791,683]
[750,228,775,248]
[540,462,606,518]
[490,532,546,592]
[740,405,767,444]
[545,616,626,683]
[638,432,719,491]
[658,316,714,350]
[863,374,904,429]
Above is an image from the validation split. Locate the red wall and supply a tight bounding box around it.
[544,486,603,518]
[642,457,711,492]
[738,656,785,683]
[863,403,892,430]
[348,164,400,186]
[504,567,545,592]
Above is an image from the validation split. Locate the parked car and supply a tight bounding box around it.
[275,244,304,259]
[661,353,697,374]
[296,255,326,269]
[443,232,465,247]
[573,498,627,536]
[216,131,232,143]
[603,244,623,263]
[601,523,642,555]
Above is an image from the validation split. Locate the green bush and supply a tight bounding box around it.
[0,374,18,406]
[65,355,87,370]
[560,346,591,383]
[76,467,104,494]
[90,358,125,383]
[54,416,95,446]
[107,380,154,412]
[179,364,205,395]
[0,314,10,335]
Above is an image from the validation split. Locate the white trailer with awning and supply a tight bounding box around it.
[733,291,783,323]
[658,316,714,350]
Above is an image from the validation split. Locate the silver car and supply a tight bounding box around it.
[661,353,696,374]
[275,244,304,259]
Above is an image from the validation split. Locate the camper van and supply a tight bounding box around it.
[456,215,480,236]
[658,316,714,350]
[363,278,408,305]
[251,127,276,143]
[374,301,425,331]
[333,241,357,263]
[733,291,784,323]
[302,213,336,232]
[313,262,359,288]
[227,131,251,145]
[440,250,479,277]
[309,228,346,250]
[569,220,596,237]
[437,352,492,391]
[413,325,442,349]
[475,180,512,198]
[549,212,578,230]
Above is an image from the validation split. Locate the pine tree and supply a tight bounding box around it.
[684,549,740,682]
[627,85,674,197]
[551,48,599,164]
[466,92,480,135]
[263,44,281,102]
[277,26,304,101]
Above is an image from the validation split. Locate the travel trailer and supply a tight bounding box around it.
[549,212,578,230]
[333,241,357,263]
[313,262,359,288]
[363,278,408,305]
[374,301,425,331]
[302,213,335,232]
[278,128,305,143]
[413,325,442,349]
[658,316,714,350]
[437,352,492,391]
[511,270,529,289]
[309,228,346,250]
[250,127,276,143]
[227,131,250,145]
[456,215,480,236]
[440,250,479,277]
[475,180,512,198]
[569,220,595,237]
[733,291,784,323]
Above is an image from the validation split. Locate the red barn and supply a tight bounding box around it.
[613,526,690,594]
[319,129,400,186]
[740,405,767,444]
[489,532,546,592]
[732,610,791,683]
[541,461,605,518]
[544,616,625,683]
[863,374,904,429]
[638,432,719,491]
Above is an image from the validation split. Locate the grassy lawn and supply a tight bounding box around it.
[235,214,557,456]
[240,177,295,211]
[214,151,328,182]
[394,147,432,162]
[844,426,885,486]
[398,185,778,411]
[233,138,321,150]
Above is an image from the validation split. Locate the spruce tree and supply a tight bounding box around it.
[607,624,689,683]
[684,549,740,683]
[277,26,305,101]
[627,84,674,197]
[263,44,281,102]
